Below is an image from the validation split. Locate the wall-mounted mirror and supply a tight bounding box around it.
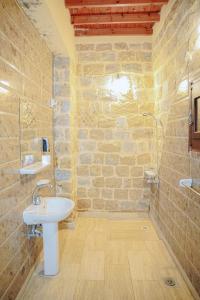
[189,79,200,151]
[194,96,200,132]
[19,98,53,173]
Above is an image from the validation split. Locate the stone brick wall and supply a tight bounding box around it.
[151,0,200,296]
[54,56,78,204]
[76,39,155,212]
[0,0,54,298]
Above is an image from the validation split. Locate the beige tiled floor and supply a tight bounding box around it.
[19,217,194,300]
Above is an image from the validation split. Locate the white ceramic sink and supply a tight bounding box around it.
[23,197,74,225]
[23,197,74,276]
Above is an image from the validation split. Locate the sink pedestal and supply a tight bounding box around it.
[23,196,75,276]
[43,223,59,276]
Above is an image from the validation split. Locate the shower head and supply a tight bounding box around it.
[142,112,163,128]
[142,112,157,122]
[142,112,153,117]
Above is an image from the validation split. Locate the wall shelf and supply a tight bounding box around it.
[144,169,158,184]
[19,161,51,175]
[179,178,200,197]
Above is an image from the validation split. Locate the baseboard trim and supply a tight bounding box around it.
[78,210,149,219]
[150,213,200,300]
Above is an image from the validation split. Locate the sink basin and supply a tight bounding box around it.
[23,197,75,276]
[23,197,74,225]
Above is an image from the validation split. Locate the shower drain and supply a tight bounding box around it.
[163,277,177,287]
[142,225,149,231]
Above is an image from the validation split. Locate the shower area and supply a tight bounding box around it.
[72,39,160,214]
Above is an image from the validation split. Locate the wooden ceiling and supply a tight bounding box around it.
[65,0,168,36]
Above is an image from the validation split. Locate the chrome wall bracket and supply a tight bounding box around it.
[26,224,43,239]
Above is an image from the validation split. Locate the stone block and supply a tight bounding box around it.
[137,153,151,165]
[80,141,96,152]
[76,44,94,51]
[105,64,121,74]
[78,176,91,187]
[98,118,115,128]
[92,177,104,188]
[105,200,118,211]
[102,189,113,199]
[128,188,143,201]
[130,166,143,177]
[132,128,154,140]
[122,142,137,153]
[98,142,121,153]
[105,177,122,188]
[90,129,104,140]
[114,43,128,50]
[105,154,119,165]
[93,153,104,164]
[79,129,88,139]
[55,142,70,155]
[88,188,100,198]
[100,52,116,61]
[80,153,92,164]
[114,189,128,200]
[77,166,89,176]
[77,187,87,198]
[120,155,135,165]
[129,43,141,50]
[118,201,135,211]
[77,199,91,209]
[102,166,114,177]
[90,165,101,176]
[54,56,69,68]
[93,199,105,210]
[136,51,152,62]
[54,114,70,127]
[104,130,113,140]
[55,169,71,181]
[83,64,104,75]
[59,157,71,169]
[116,166,130,177]
[96,43,112,51]
[118,51,136,61]
[143,43,152,50]
[54,83,70,97]
[79,52,99,62]
[122,63,142,73]
[132,178,144,188]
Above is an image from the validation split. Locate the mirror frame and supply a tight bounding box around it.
[189,80,200,151]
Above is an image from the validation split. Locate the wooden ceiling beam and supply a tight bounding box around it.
[66,0,168,8]
[69,5,163,15]
[72,12,160,25]
[75,26,153,36]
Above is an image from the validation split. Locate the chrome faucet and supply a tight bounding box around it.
[32,180,53,205]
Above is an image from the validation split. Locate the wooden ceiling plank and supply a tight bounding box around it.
[72,12,160,25]
[66,0,168,8]
[69,5,163,15]
[75,26,153,36]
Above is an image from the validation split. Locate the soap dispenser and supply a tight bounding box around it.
[42,137,51,165]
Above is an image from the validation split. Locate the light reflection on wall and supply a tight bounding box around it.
[0,80,10,94]
[0,86,9,94]
[177,79,188,95]
[105,75,137,101]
